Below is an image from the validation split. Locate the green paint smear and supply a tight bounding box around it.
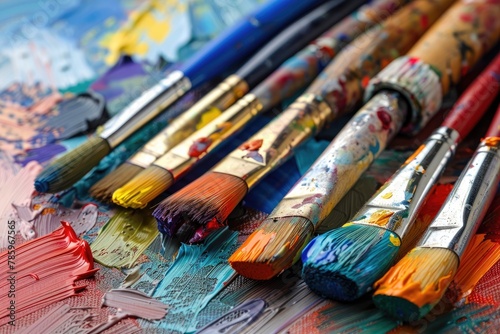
[139,228,238,333]
[91,209,159,268]
[58,79,95,95]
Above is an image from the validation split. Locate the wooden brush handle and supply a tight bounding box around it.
[407,0,500,96]
[306,0,455,119]
[442,53,500,139]
[486,104,500,138]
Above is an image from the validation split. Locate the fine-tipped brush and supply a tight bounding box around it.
[114,0,450,209]
[228,0,464,280]
[373,103,500,322]
[301,50,500,302]
[33,0,330,193]
[152,0,459,243]
[93,0,399,203]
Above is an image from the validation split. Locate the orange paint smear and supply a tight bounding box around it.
[452,234,500,302]
[240,139,263,151]
[481,136,500,147]
[229,229,276,262]
[0,221,97,326]
[366,209,394,227]
[404,144,425,165]
[374,249,456,308]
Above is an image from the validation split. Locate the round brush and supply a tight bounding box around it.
[373,100,500,321]
[93,0,398,204]
[33,0,329,193]
[151,0,457,244]
[229,0,461,280]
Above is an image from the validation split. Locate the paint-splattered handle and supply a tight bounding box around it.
[212,94,332,188]
[252,0,406,109]
[305,0,454,119]
[366,0,500,135]
[270,91,407,226]
[442,53,500,139]
[407,0,500,96]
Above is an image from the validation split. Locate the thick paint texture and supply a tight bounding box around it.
[103,288,168,320]
[302,224,400,301]
[0,222,96,326]
[140,228,238,333]
[91,209,159,268]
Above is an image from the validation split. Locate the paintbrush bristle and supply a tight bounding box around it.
[153,171,248,243]
[34,137,110,193]
[89,162,145,201]
[112,165,174,209]
[229,216,314,280]
[301,224,401,302]
[373,247,459,322]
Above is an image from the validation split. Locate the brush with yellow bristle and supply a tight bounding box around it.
[373,103,500,322]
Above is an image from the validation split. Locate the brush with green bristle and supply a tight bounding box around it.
[373,102,500,322]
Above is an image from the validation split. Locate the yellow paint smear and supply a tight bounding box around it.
[366,209,394,227]
[196,107,222,130]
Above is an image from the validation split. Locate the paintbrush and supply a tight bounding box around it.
[111,0,407,209]
[302,51,500,303]
[152,0,459,244]
[300,0,500,301]
[88,0,369,202]
[228,0,462,280]
[33,0,330,193]
[372,101,500,322]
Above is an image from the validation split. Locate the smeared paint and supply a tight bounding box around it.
[140,228,238,333]
[0,158,42,248]
[0,222,97,326]
[189,137,213,158]
[197,299,266,333]
[15,304,94,334]
[91,209,159,268]
[102,288,168,320]
[196,107,223,130]
[302,224,400,301]
[373,247,458,320]
[240,139,264,151]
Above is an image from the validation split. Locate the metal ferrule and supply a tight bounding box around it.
[352,127,460,237]
[213,93,333,188]
[126,75,248,168]
[100,70,192,148]
[153,93,263,178]
[419,138,500,257]
[365,56,442,135]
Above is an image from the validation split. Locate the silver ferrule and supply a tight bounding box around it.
[419,138,500,256]
[351,126,460,237]
[99,71,192,148]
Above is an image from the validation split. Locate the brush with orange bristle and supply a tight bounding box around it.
[231,50,500,283]
[373,102,500,322]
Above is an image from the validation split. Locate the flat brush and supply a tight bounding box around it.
[33,0,330,193]
[373,103,500,322]
[152,0,456,244]
[303,51,500,303]
[89,0,370,202]
[112,0,407,209]
[301,0,500,302]
[229,0,461,280]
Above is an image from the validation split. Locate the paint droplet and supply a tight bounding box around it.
[389,233,400,247]
[381,192,393,199]
[240,139,263,151]
[189,137,212,158]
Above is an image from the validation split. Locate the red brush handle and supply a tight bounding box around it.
[442,53,500,140]
[486,104,500,138]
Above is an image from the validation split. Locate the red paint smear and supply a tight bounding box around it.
[188,137,213,158]
[376,109,392,131]
[0,221,96,326]
[240,139,263,151]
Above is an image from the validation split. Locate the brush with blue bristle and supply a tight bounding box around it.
[301,1,500,302]
[373,101,500,322]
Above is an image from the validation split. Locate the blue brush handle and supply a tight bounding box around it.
[181,0,328,87]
